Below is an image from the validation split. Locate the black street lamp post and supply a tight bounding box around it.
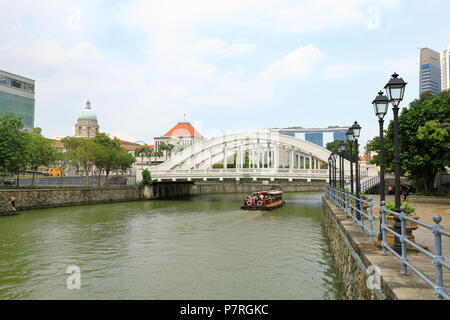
[338,141,346,189]
[346,129,354,194]
[372,91,389,241]
[350,121,362,220]
[384,72,407,254]
[332,154,337,188]
[328,155,332,186]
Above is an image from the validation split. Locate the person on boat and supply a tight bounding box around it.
[10,195,16,212]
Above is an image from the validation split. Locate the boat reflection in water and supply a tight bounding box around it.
[241,190,285,211]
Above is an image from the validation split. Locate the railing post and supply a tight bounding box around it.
[368,198,374,242]
[359,196,365,232]
[432,215,447,299]
[381,201,387,255]
[400,206,408,275]
[348,193,352,222]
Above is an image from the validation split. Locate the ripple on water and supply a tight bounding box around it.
[0,193,341,300]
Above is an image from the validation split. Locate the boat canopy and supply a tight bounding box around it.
[251,190,282,195]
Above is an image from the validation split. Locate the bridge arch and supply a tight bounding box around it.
[139,131,350,182]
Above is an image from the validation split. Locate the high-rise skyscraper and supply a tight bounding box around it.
[420,48,441,96]
[442,43,450,92]
[0,69,35,131]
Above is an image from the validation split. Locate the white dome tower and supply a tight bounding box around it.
[74,100,99,138]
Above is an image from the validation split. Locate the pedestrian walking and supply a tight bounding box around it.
[403,185,413,201]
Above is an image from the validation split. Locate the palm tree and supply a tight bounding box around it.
[147,148,154,165]
[165,143,174,160]
[154,150,163,165]
[134,145,149,163]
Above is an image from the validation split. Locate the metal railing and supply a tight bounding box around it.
[325,185,450,300]
[361,175,380,192]
[380,202,450,300]
[325,186,374,241]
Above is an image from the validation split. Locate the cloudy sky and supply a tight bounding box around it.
[1,0,449,146]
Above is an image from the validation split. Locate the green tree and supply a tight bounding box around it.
[153,150,163,164]
[61,136,83,175]
[325,140,344,154]
[93,133,135,184]
[62,137,98,182]
[141,169,152,185]
[116,150,135,174]
[0,115,30,182]
[134,144,151,162]
[27,131,57,185]
[165,143,174,159]
[93,133,121,185]
[370,92,450,192]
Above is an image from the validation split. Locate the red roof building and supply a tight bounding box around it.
[163,122,203,138]
[154,122,204,157]
[119,139,154,151]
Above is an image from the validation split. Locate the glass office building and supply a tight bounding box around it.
[420,48,441,96]
[442,43,450,92]
[333,131,346,141]
[305,132,323,147]
[0,69,35,131]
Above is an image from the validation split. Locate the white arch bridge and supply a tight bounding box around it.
[137,131,352,183]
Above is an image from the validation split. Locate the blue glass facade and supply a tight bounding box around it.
[420,48,441,96]
[305,133,323,147]
[333,131,346,141]
[0,91,35,128]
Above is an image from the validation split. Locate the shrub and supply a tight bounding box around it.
[384,202,416,216]
[141,169,152,186]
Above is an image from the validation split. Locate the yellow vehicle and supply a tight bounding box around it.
[42,168,62,176]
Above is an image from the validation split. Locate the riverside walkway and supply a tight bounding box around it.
[366,195,450,299]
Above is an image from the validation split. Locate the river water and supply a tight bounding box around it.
[0,192,341,299]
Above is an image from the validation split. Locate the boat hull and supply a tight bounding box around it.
[241,201,285,211]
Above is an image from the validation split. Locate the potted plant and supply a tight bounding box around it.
[383,202,419,248]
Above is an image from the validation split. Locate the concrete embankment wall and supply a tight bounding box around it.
[191,183,325,195]
[0,183,192,214]
[322,196,437,300]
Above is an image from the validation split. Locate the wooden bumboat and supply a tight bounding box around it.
[241,190,285,211]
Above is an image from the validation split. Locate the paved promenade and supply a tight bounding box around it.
[370,195,450,299]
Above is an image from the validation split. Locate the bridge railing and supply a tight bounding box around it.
[325,186,374,241]
[361,175,380,192]
[151,168,330,175]
[325,185,450,300]
[380,202,450,300]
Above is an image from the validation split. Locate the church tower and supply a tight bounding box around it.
[74,100,99,138]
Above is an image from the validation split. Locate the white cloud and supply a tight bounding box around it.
[324,64,376,79]
[0,0,406,141]
[259,45,325,80]
[190,38,257,57]
[323,57,417,80]
[121,0,401,35]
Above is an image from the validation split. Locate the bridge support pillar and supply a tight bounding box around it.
[203,177,207,181]
[252,177,257,181]
[288,178,293,182]
[219,177,223,181]
[307,178,311,182]
[187,178,192,181]
[172,178,176,182]
[270,177,275,181]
